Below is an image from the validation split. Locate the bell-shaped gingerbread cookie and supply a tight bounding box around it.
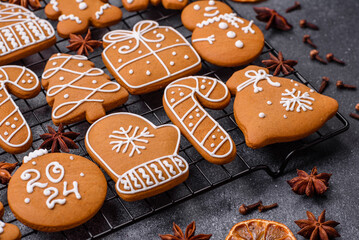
[85,112,189,201]
[226,65,338,148]
[0,202,21,240]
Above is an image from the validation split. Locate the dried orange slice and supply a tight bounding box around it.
[226,219,296,240]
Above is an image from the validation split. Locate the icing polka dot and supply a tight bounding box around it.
[189,123,194,127]
[80,173,85,177]
[196,113,200,117]
[294,83,299,87]
[202,79,206,83]
[64,94,69,99]
[284,115,288,119]
[172,51,177,56]
[259,112,266,118]
[165,28,169,32]
[194,4,200,10]
[176,39,180,42]
[118,59,122,63]
[200,85,206,90]
[79,2,87,10]
[184,55,189,59]
[129,69,134,74]
[4,131,8,136]
[146,61,150,64]
[189,115,193,119]
[209,0,215,5]
[267,101,272,105]
[92,80,97,84]
[227,31,236,38]
[219,22,228,29]
[180,92,184,96]
[21,79,26,84]
[156,43,161,48]
[196,109,200,112]
[26,73,30,77]
[153,30,157,34]
[235,40,244,48]
[171,91,175,94]
[5,122,10,126]
[138,50,142,54]
[210,143,215,147]
[310,89,315,93]
[32,161,36,165]
[25,198,30,204]
[11,124,16,129]
[78,63,83,67]
[59,76,64,81]
[170,61,175,66]
[146,70,151,76]
[52,62,57,66]
[27,80,32,84]
[70,156,74,160]
[129,40,133,44]
[14,117,18,121]
[113,46,116,49]
[170,98,175,103]
[220,136,224,139]
[212,135,216,139]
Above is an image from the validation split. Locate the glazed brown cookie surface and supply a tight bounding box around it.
[192,13,264,67]
[181,0,233,31]
[86,112,189,201]
[0,66,41,154]
[0,3,56,65]
[41,53,129,125]
[45,0,122,38]
[7,150,107,232]
[102,20,202,95]
[226,65,339,148]
[123,0,187,12]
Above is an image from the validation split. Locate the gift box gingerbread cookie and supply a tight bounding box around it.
[0,2,56,65]
[226,65,339,148]
[85,112,189,201]
[102,20,202,95]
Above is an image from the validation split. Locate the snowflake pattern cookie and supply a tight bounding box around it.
[122,0,188,12]
[0,201,21,240]
[226,65,339,148]
[85,112,189,201]
[0,65,41,154]
[181,0,233,31]
[45,0,122,38]
[7,150,107,232]
[102,20,202,95]
[41,53,129,125]
[192,13,264,67]
[0,2,56,65]
[163,76,236,165]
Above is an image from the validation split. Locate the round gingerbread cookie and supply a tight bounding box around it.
[192,13,264,67]
[181,0,233,31]
[7,149,107,232]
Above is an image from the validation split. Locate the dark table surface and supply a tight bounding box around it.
[101,0,359,239]
[2,0,359,239]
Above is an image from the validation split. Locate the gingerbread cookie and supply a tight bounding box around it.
[0,202,21,240]
[0,66,41,154]
[226,65,339,148]
[45,0,122,38]
[123,0,187,12]
[41,53,129,125]
[85,112,189,201]
[192,13,264,67]
[7,149,107,232]
[0,3,56,66]
[102,20,202,95]
[181,0,233,31]
[163,76,236,165]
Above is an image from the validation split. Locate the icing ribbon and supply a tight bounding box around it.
[237,69,281,93]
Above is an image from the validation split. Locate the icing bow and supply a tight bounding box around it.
[103,20,165,54]
[237,69,281,93]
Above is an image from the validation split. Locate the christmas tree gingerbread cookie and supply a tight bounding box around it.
[0,2,56,65]
[102,20,202,95]
[0,202,22,240]
[181,0,233,31]
[85,112,189,201]
[192,13,264,67]
[226,65,339,148]
[7,150,107,232]
[42,53,129,125]
[0,65,41,154]
[163,76,236,165]
[45,0,122,38]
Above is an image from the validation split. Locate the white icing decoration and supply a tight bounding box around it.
[42,54,122,120]
[219,22,228,29]
[146,70,151,76]
[310,89,315,93]
[172,51,176,56]
[170,61,175,66]
[284,115,288,119]
[109,126,155,157]
[43,187,66,209]
[204,7,219,17]
[20,169,48,193]
[267,101,272,105]
[226,31,236,38]
[194,4,200,10]
[241,20,255,34]
[235,40,244,48]
[280,88,315,112]
[46,161,65,183]
[86,113,189,195]
[236,69,281,93]
[32,161,36,165]
[25,198,30,203]
[59,14,82,24]
[50,0,59,11]
[95,4,110,20]
[63,181,81,199]
[192,34,215,44]
[102,20,201,90]
[0,221,5,234]
[184,55,189,59]
[23,149,48,163]
[163,76,234,160]
[80,173,84,176]
[259,112,266,118]
[70,156,74,160]
[196,13,244,28]
[209,0,215,5]
[127,0,133,3]
[163,160,176,175]
[79,2,87,10]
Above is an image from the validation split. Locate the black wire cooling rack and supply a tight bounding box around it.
[0,0,349,239]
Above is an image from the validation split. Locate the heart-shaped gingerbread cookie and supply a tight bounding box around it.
[226,65,338,148]
[85,112,189,201]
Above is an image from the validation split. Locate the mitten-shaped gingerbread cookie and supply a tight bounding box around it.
[7,150,107,232]
[181,0,233,31]
[192,13,264,67]
[0,3,56,65]
[102,20,202,95]
[163,76,236,165]
[0,66,41,154]
[226,65,339,148]
[0,202,21,240]
[42,53,129,125]
[85,113,189,201]
[45,0,122,38]
[123,0,187,12]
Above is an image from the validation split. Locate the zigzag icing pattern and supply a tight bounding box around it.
[196,13,244,29]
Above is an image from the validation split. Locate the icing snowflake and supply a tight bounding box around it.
[280,88,315,112]
[109,126,155,157]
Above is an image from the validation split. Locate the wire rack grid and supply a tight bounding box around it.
[0,0,349,239]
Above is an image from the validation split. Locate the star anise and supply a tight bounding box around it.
[0,161,18,184]
[39,124,80,153]
[159,221,212,240]
[67,29,102,56]
[6,0,41,10]
[262,52,298,76]
[295,210,340,240]
[253,7,292,31]
[287,166,332,197]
